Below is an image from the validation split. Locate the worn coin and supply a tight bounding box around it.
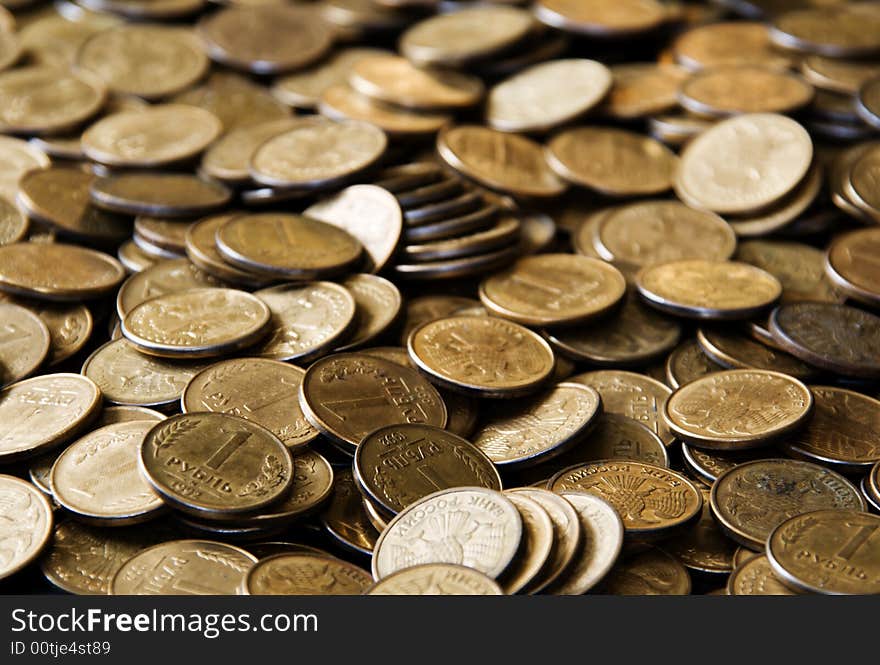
[727,553,797,596]
[115,258,221,319]
[90,173,231,218]
[710,458,865,550]
[737,239,839,304]
[0,474,53,581]
[664,487,736,574]
[0,302,49,386]
[367,563,503,595]
[825,228,880,307]
[678,65,814,117]
[242,553,371,595]
[320,467,379,556]
[597,546,691,595]
[695,328,817,379]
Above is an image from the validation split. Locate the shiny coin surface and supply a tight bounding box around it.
[858,76,880,129]
[0,196,27,246]
[727,553,797,596]
[355,424,501,515]
[51,421,164,525]
[400,295,484,344]
[0,242,125,302]
[0,474,53,581]
[680,443,767,486]
[604,63,689,119]
[471,382,601,468]
[678,65,814,117]
[710,458,865,550]
[272,47,387,109]
[372,487,522,580]
[479,254,626,327]
[335,274,401,352]
[675,113,813,215]
[319,84,451,138]
[0,302,49,386]
[486,59,611,133]
[695,328,817,379]
[549,460,703,540]
[96,406,166,428]
[546,127,678,196]
[437,125,566,198]
[81,104,222,168]
[663,369,812,449]
[770,5,880,58]
[182,358,319,450]
[122,288,271,359]
[0,373,101,463]
[738,240,839,304]
[597,546,691,595]
[769,303,880,379]
[304,185,403,274]
[767,509,880,595]
[499,491,554,594]
[111,540,256,595]
[673,21,792,71]
[184,214,271,287]
[534,0,667,36]
[0,136,49,207]
[242,553,371,595]
[664,487,736,574]
[140,412,294,517]
[320,467,379,556]
[90,173,232,218]
[825,228,880,307]
[299,353,447,451]
[252,282,356,362]
[133,218,192,255]
[666,339,725,389]
[408,316,556,398]
[636,259,782,320]
[115,258,221,320]
[216,213,363,280]
[367,563,503,595]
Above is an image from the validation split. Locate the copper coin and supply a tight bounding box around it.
[825,227,880,307]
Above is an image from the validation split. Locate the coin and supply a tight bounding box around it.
[242,553,371,595]
[115,258,221,319]
[184,214,271,287]
[320,467,379,556]
[664,487,736,574]
[140,412,294,517]
[335,274,401,351]
[675,113,813,215]
[673,21,792,71]
[0,302,49,386]
[90,173,232,218]
[857,76,880,130]
[485,492,548,595]
[0,474,53,581]
[437,125,566,198]
[680,443,767,486]
[825,228,880,307]
[637,259,782,320]
[570,370,675,447]
[597,546,691,595]
[769,303,880,379]
[534,0,668,36]
[111,540,256,595]
[678,65,814,117]
[546,491,623,595]
[349,54,484,111]
[356,424,501,516]
[727,553,797,596]
[403,216,520,262]
[710,458,865,550]
[770,5,880,58]
[767,509,880,595]
[97,406,166,427]
[121,288,271,359]
[471,382,601,468]
[0,195,26,246]
[0,373,101,463]
[51,421,164,526]
[695,328,817,379]
[319,84,451,137]
[549,461,702,540]
[304,185,403,274]
[75,25,207,99]
[249,118,386,189]
[272,47,387,109]
[367,563,503,595]
[81,104,222,167]
[0,242,125,302]
[197,5,333,75]
[603,63,689,119]
[132,218,192,255]
[666,340,725,389]
[372,487,522,580]
[867,463,880,512]
[182,358,319,450]
[0,136,48,207]
[200,117,305,184]
[478,254,625,327]
[736,239,839,304]
[547,292,682,367]
[299,352,447,451]
[407,315,556,398]
[16,168,130,245]
[804,55,880,95]
[546,127,678,196]
[399,295,483,344]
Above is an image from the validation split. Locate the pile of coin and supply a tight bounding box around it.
[0,0,879,597]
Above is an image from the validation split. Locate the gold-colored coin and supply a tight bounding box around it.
[637,259,782,320]
[803,55,880,95]
[319,84,451,138]
[96,405,165,427]
[857,76,880,130]
[695,328,817,380]
[407,315,556,398]
[140,412,294,517]
[603,62,689,119]
[182,357,319,450]
[0,302,49,386]
[216,213,363,280]
[0,373,101,463]
[242,553,371,595]
[597,546,691,595]
[0,195,27,246]
[770,5,880,58]
[304,185,403,274]
[471,382,601,468]
[75,25,208,99]
[478,254,626,327]
[0,136,49,207]
[551,459,703,540]
[51,421,164,525]
[111,539,256,595]
[81,104,222,167]
[727,553,797,596]
[678,65,814,117]
[680,443,767,486]
[299,352,447,451]
[736,239,840,303]
[546,127,678,196]
[367,563,503,595]
[90,173,231,218]
[117,259,224,319]
[184,214,271,287]
[320,467,379,556]
[132,217,192,255]
[249,117,386,189]
[252,282,356,361]
[0,242,125,302]
[710,458,865,550]
[0,474,53,581]
[335,274,401,351]
[664,487,736,574]
[82,339,210,409]
[122,287,271,359]
[673,21,793,71]
[663,369,812,449]
[399,294,484,344]
[437,125,566,198]
[826,227,880,307]
[500,491,554,594]
[117,240,156,273]
[534,0,668,36]
[767,509,880,595]
[272,47,387,109]
[666,339,725,389]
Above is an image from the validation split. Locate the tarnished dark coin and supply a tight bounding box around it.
[664,487,737,575]
[727,553,797,596]
[666,339,725,389]
[680,443,768,486]
[320,467,379,556]
[695,328,818,380]
[597,546,691,596]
